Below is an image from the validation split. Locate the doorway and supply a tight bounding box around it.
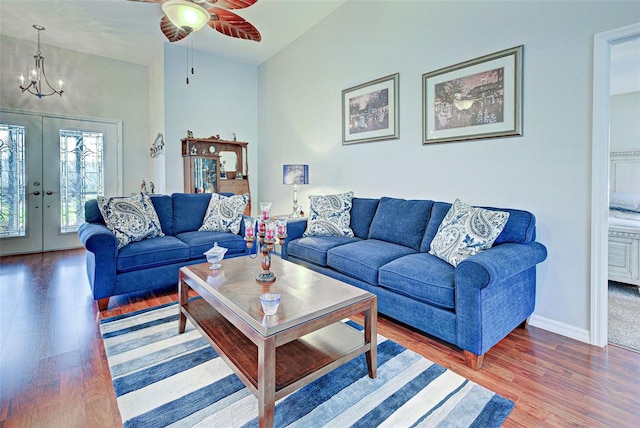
[591,23,640,347]
[0,110,121,256]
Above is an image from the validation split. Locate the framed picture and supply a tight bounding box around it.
[342,73,399,145]
[422,45,523,144]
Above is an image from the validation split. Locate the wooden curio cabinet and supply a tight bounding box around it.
[182,138,251,215]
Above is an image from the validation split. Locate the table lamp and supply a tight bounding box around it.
[283,164,309,218]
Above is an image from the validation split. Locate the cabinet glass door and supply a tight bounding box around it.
[194,158,217,193]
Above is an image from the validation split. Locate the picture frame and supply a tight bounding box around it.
[342,73,399,145]
[422,45,523,144]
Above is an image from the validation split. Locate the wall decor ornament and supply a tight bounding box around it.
[342,73,399,145]
[422,45,523,144]
[149,133,165,158]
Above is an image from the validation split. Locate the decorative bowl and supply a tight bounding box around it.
[204,243,227,269]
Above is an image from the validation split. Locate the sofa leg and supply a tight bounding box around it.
[464,351,484,370]
[517,318,529,329]
[97,297,110,311]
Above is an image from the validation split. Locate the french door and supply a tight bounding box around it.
[0,111,120,255]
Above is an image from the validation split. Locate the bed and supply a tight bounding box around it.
[608,151,640,288]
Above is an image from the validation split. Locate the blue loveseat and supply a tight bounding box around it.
[281,196,547,369]
[79,193,250,311]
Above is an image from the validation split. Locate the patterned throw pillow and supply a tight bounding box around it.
[303,191,355,237]
[97,192,164,249]
[199,193,249,234]
[429,199,510,267]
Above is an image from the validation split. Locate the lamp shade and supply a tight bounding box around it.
[283,164,309,185]
[162,0,210,32]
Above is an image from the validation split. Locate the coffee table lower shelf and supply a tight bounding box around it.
[181,298,371,400]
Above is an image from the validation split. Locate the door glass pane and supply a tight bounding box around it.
[59,129,104,233]
[0,124,27,238]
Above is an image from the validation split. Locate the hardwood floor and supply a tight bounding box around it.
[1,249,639,427]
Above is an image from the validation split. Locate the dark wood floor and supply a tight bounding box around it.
[1,249,639,427]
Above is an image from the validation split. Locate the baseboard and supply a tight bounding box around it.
[528,314,593,345]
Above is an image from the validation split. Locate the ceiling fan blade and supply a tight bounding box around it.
[208,7,261,42]
[205,0,258,10]
[160,16,189,43]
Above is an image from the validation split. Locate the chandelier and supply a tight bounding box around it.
[18,25,64,98]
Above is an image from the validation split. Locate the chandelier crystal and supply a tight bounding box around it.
[18,25,64,98]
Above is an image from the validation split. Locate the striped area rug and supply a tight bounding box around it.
[100,301,514,427]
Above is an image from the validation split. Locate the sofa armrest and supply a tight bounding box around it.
[456,242,547,289]
[78,222,118,299]
[79,222,118,253]
[280,218,308,260]
[455,241,547,357]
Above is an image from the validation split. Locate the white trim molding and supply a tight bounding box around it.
[590,23,640,347]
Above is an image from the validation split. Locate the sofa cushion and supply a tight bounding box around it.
[350,198,380,239]
[176,231,247,259]
[287,236,361,266]
[327,239,416,285]
[172,193,212,234]
[379,253,456,309]
[368,197,433,251]
[116,235,190,272]
[150,195,174,236]
[421,202,450,252]
[429,199,509,267]
[199,193,249,234]
[84,199,106,224]
[97,192,164,249]
[492,208,536,245]
[304,191,355,237]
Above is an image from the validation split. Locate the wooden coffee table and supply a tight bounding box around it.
[178,256,377,428]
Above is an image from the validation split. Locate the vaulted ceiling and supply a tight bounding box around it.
[1,1,638,94]
[0,0,346,66]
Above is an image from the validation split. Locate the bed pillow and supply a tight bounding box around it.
[429,199,510,267]
[610,192,640,212]
[199,193,249,234]
[97,192,164,249]
[303,191,355,237]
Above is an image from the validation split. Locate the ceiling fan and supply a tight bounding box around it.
[128,0,261,43]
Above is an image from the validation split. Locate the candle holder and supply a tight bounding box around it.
[244,203,287,283]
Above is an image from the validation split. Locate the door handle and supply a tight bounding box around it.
[31,190,41,196]
[46,191,53,195]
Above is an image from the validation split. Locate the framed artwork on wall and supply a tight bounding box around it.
[342,73,399,145]
[422,45,523,144]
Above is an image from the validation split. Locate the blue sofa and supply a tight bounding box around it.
[79,193,250,311]
[281,196,547,369]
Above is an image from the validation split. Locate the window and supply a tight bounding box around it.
[59,129,104,233]
[0,124,27,238]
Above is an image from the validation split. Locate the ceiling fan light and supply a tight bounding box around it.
[162,0,210,33]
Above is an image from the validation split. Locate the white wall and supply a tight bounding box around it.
[257,2,640,340]
[0,34,150,196]
[149,50,166,194]
[611,92,640,152]
[163,43,259,201]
